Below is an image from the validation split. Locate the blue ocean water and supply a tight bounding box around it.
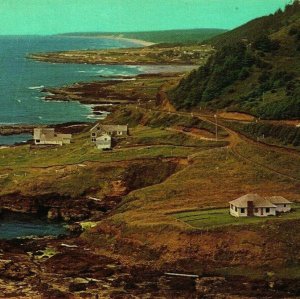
[0,133,32,145]
[0,211,67,240]
[0,35,142,126]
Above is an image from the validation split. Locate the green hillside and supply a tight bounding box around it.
[59,28,227,44]
[170,1,300,120]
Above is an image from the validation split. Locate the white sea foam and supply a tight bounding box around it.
[28,85,44,90]
[86,114,106,120]
[0,122,18,125]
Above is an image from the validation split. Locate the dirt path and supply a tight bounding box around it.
[143,86,300,182]
[193,113,300,182]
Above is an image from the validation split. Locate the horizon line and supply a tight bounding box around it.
[0,27,229,37]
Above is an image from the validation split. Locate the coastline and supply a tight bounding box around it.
[59,34,156,47]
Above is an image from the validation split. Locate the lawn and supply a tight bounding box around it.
[0,131,202,170]
[172,204,300,230]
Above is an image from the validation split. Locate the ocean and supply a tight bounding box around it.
[0,210,67,240]
[0,35,143,126]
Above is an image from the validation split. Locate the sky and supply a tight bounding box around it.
[0,0,292,35]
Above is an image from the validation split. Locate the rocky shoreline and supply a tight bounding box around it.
[0,235,299,298]
[41,73,181,105]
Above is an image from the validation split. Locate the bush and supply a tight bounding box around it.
[253,35,281,52]
[227,121,300,146]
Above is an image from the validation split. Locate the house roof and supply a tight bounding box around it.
[266,196,292,205]
[229,194,276,208]
[34,128,71,141]
[57,133,72,139]
[34,128,54,137]
[101,124,128,132]
[90,123,128,132]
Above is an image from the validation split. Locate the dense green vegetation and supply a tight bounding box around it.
[59,28,227,44]
[225,121,300,147]
[208,1,300,48]
[170,1,300,120]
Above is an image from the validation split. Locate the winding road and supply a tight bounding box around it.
[150,88,300,183]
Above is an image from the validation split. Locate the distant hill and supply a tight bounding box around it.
[170,1,300,120]
[208,2,300,48]
[59,28,227,44]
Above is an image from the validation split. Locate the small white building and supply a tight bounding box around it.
[229,194,293,217]
[95,133,111,150]
[33,128,72,146]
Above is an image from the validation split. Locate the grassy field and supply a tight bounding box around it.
[0,124,226,197]
[0,131,203,169]
[108,142,300,229]
[29,44,214,65]
[118,126,228,148]
[213,264,300,280]
[172,204,300,230]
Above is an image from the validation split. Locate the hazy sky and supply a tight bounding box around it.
[0,0,291,35]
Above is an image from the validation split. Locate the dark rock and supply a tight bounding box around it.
[42,288,70,299]
[60,208,90,222]
[47,208,60,220]
[196,276,226,294]
[109,290,135,299]
[69,282,87,292]
[0,260,34,280]
[67,223,83,235]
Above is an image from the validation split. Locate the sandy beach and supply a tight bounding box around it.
[60,34,156,47]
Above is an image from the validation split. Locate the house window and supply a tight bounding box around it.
[235,206,237,212]
[284,204,286,207]
[255,208,258,213]
[266,208,270,213]
[36,139,40,143]
[92,133,96,137]
[97,127,100,130]
[241,208,245,214]
[92,138,96,142]
[230,204,233,209]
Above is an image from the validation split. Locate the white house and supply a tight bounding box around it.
[229,194,293,217]
[229,194,276,217]
[33,128,72,146]
[95,133,111,150]
[90,123,128,142]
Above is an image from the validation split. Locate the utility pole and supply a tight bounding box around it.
[214,114,218,141]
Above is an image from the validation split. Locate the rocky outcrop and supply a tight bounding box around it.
[0,193,113,222]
